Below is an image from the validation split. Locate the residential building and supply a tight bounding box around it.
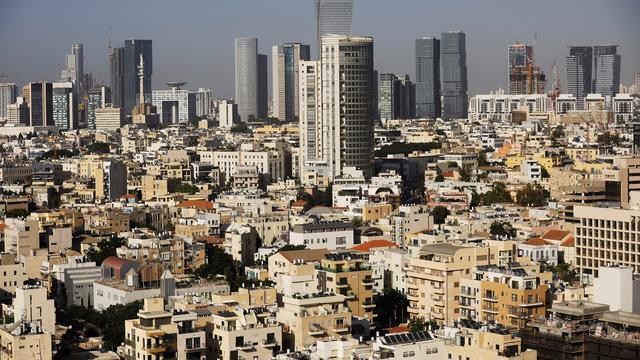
[315,251,376,320]
[441,31,468,119]
[272,43,310,121]
[0,253,26,301]
[3,218,39,256]
[415,37,441,119]
[443,319,537,359]
[95,158,127,201]
[64,266,101,308]
[6,96,28,125]
[468,94,552,122]
[378,74,416,121]
[86,85,111,130]
[122,298,179,360]
[0,323,53,360]
[371,331,444,360]
[257,53,268,119]
[289,222,354,250]
[593,265,640,314]
[52,81,76,130]
[194,88,212,117]
[517,237,558,266]
[14,285,56,334]
[276,293,352,351]
[218,99,238,129]
[299,35,375,181]
[406,243,496,326]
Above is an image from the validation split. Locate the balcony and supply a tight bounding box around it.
[520,301,543,307]
[185,346,205,353]
[236,341,254,350]
[482,306,498,314]
[124,338,135,347]
[344,291,356,300]
[482,293,498,302]
[336,281,349,289]
[361,278,374,285]
[146,345,166,354]
[308,324,325,336]
[362,301,376,309]
[407,293,419,301]
[333,324,350,333]
[261,339,277,348]
[432,286,445,294]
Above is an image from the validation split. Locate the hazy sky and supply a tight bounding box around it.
[2,0,639,98]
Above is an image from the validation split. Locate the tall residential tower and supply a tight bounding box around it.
[593,45,621,97]
[272,43,311,121]
[235,37,259,121]
[566,46,593,110]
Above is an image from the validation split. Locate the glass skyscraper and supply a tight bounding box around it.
[441,31,468,119]
[235,37,258,121]
[593,45,621,97]
[272,43,310,121]
[415,37,441,119]
[315,0,353,54]
[566,46,593,110]
[123,39,152,115]
[110,47,125,108]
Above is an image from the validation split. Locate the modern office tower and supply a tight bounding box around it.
[235,37,258,121]
[272,43,311,121]
[315,0,353,54]
[299,35,374,182]
[86,86,111,130]
[195,88,213,117]
[593,45,621,97]
[61,44,84,93]
[257,53,268,119]
[566,46,593,110]
[151,82,196,124]
[124,39,152,115]
[574,205,640,282]
[0,83,17,121]
[6,97,28,125]
[218,99,238,129]
[508,42,546,95]
[110,46,125,108]
[52,82,76,130]
[415,37,441,119]
[95,104,123,131]
[23,81,53,126]
[400,75,416,119]
[441,31,468,119]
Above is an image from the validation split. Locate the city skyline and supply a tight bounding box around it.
[1,0,639,98]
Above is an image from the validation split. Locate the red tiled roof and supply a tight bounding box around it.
[386,326,410,334]
[560,237,575,247]
[351,240,398,252]
[524,237,553,246]
[177,200,214,209]
[542,229,572,241]
[0,224,5,232]
[196,235,225,245]
[102,256,132,269]
[291,200,308,207]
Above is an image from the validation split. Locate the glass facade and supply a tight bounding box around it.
[415,37,441,119]
[441,31,468,119]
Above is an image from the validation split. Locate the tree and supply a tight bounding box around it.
[550,125,565,146]
[279,244,306,251]
[516,183,549,207]
[4,209,28,218]
[351,217,365,228]
[84,236,125,265]
[230,123,251,133]
[459,163,474,182]
[541,166,550,179]
[596,131,621,146]
[477,151,488,167]
[86,141,111,154]
[408,316,439,332]
[374,289,409,328]
[490,221,516,239]
[431,206,450,225]
[175,182,199,194]
[434,174,445,183]
[475,182,512,206]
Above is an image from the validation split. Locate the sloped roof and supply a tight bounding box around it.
[542,229,572,241]
[524,237,553,246]
[278,249,328,263]
[351,240,398,252]
[177,200,214,209]
[560,237,575,247]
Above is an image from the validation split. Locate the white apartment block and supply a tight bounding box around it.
[468,94,552,121]
[289,221,354,250]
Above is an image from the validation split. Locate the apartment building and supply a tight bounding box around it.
[574,205,640,282]
[390,205,434,244]
[122,298,179,360]
[3,219,39,256]
[205,306,282,359]
[289,222,354,250]
[406,243,496,326]
[0,323,53,360]
[0,254,26,301]
[268,249,327,294]
[459,265,550,328]
[277,293,352,351]
[315,251,376,321]
[14,285,56,335]
[371,331,444,360]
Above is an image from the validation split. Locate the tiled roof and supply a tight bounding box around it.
[560,237,575,247]
[279,249,328,263]
[542,229,571,241]
[524,237,553,246]
[351,240,398,252]
[177,200,214,209]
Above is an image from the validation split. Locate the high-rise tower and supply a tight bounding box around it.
[235,37,258,121]
[124,39,152,115]
[315,0,353,55]
[593,45,621,97]
[272,43,311,121]
[110,46,125,108]
[566,46,593,110]
[415,37,441,119]
[299,35,374,182]
[441,31,468,119]
[0,83,17,121]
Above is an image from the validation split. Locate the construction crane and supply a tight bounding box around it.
[549,59,561,99]
[526,33,538,94]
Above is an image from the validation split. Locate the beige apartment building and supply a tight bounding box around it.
[0,254,26,302]
[3,218,39,256]
[315,251,376,321]
[574,205,640,282]
[123,298,179,360]
[459,265,551,328]
[406,243,497,326]
[0,324,52,360]
[277,293,352,351]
